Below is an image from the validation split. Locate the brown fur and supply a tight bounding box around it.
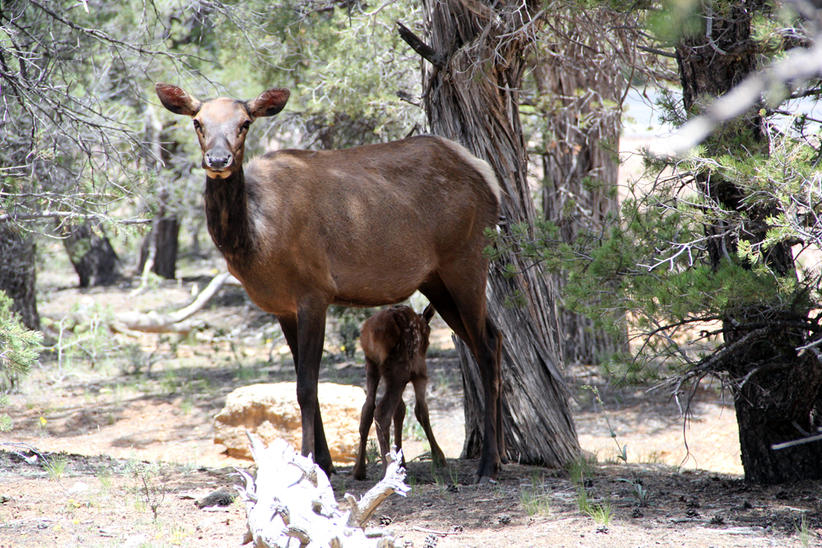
[154,83,505,480]
[352,304,445,480]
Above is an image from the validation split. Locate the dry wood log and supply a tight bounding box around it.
[237,435,409,548]
[112,271,230,334]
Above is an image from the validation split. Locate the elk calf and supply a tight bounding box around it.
[353,304,446,480]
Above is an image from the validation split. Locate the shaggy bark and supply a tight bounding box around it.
[405,0,580,467]
[0,223,39,330]
[533,13,629,365]
[61,220,120,287]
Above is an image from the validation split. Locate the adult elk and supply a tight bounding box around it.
[352,304,446,480]
[154,83,504,481]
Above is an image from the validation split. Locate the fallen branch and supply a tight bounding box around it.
[771,431,822,451]
[237,435,408,548]
[113,271,230,334]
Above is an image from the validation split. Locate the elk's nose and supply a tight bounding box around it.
[205,151,233,169]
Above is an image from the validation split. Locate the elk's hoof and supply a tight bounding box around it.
[477,475,498,485]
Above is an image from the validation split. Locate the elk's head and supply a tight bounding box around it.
[155,84,290,179]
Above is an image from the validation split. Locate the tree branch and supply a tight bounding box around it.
[397,21,445,68]
[649,35,822,158]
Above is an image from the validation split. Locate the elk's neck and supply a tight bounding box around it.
[204,170,255,261]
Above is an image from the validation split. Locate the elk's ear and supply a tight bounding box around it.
[247,88,290,118]
[155,83,201,116]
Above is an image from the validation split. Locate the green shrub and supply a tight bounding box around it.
[0,290,42,391]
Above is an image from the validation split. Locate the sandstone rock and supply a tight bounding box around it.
[214,382,366,462]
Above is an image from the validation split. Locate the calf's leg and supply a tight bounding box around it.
[412,376,446,468]
[353,361,379,480]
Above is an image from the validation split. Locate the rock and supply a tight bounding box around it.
[196,488,236,508]
[214,382,366,462]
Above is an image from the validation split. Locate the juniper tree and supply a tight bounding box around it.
[546,0,822,482]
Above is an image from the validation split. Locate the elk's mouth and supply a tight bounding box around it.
[204,167,232,179]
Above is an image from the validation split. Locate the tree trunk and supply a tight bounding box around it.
[61,220,120,287]
[676,0,822,483]
[533,21,628,365]
[0,223,39,330]
[138,213,179,280]
[413,0,580,467]
[139,105,179,280]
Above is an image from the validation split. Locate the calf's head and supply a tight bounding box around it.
[154,84,290,179]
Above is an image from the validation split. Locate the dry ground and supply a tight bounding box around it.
[1,256,821,547]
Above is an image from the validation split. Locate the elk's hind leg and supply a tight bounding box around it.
[421,272,502,482]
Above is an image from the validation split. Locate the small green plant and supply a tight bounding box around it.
[131,463,167,521]
[366,439,380,466]
[576,487,612,525]
[583,385,629,464]
[0,393,11,432]
[587,499,613,525]
[329,306,372,359]
[44,453,68,480]
[568,452,613,526]
[447,463,459,486]
[432,470,447,494]
[179,397,194,415]
[402,411,426,441]
[53,301,118,372]
[168,523,188,544]
[795,514,811,548]
[406,473,418,494]
[567,454,596,485]
[160,370,180,394]
[630,479,649,507]
[97,469,113,492]
[519,472,550,516]
[236,364,259,381]
[521,489,550,515]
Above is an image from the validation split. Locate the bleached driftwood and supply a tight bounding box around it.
[113,271,230,334]
[237,435,409,548]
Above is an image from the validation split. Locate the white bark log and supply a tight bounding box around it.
[237,435,409,548]
[113,271,230,334]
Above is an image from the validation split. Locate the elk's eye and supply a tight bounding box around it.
[193,119,201,131]
[240,120,251,133]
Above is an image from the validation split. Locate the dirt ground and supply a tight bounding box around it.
[1,257,821,547]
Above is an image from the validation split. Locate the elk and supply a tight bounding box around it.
[352,304,446,480]
[154,83,504,481]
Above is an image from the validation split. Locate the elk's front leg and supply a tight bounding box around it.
[282,303,334,475]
